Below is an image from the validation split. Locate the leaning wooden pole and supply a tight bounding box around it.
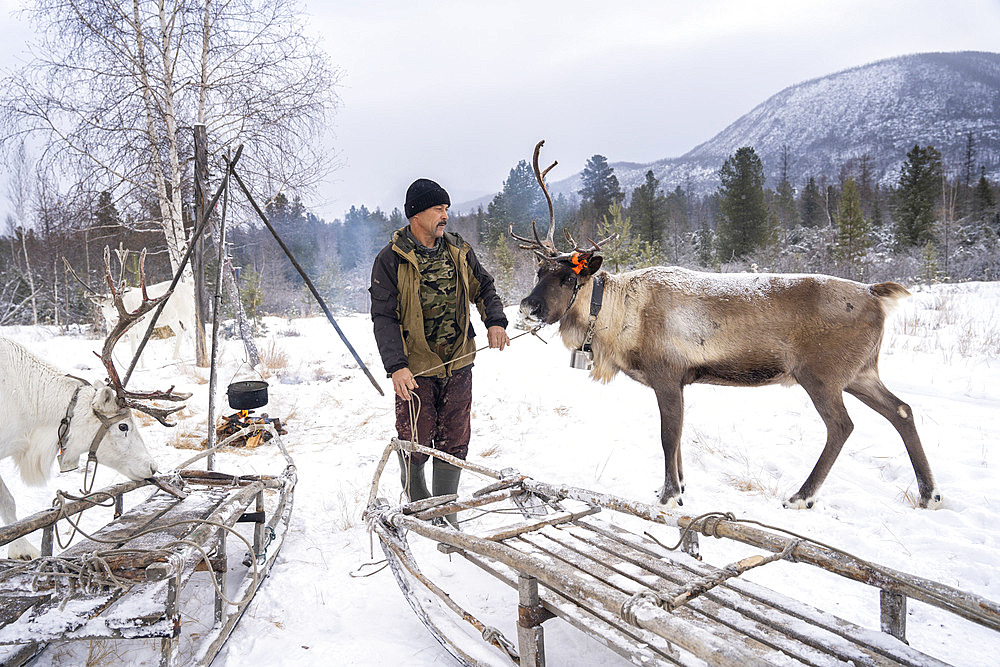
[226,155,384,396]
[122,147,244,387]
[205,152,233,471]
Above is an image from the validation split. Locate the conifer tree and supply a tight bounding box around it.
[628,170,667,245]
[596,200,657,272]
[972,166,996,219]
[715,146,768,259]
[485,160,545,246]
[894,144,942,248]
[695,219,714,267]
[664,185,691,262]
[799,177,826,228]
[834,178,871,277]
[774,145,800,231]
[579,155,624,218]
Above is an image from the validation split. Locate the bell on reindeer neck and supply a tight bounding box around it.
[58,449,80,473]
[570,348,593,370]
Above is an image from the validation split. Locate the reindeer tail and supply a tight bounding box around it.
[870,282,911,311]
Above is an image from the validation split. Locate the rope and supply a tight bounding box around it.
[411,326,543,378]
[40,460,297,607]
[51,490,118,550]
[619,538,801,624]
[349,560,388,578]
[481,625,518,657]
[643,511,736,552]
[402,394,422,503]
[32,501,264,608]
[0,554,134,601]
[620,590,661,626]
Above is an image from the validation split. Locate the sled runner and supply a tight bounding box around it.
[0,439,296,667]
[367,438,1000,666]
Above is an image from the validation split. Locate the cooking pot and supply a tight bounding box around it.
[227,380,269,410]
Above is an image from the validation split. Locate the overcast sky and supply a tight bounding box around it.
[2,0,1000,223]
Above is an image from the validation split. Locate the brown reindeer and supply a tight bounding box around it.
[513,141,940,510]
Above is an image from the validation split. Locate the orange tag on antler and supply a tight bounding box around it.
[570,252,588,274]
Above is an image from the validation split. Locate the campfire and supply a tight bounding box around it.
[216,410,287,448]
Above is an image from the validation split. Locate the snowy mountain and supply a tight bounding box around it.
[548,51,1000,200]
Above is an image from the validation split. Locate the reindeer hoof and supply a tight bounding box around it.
[783,496,816,510]
[657,487,683,508]
[920,489,943,510]
[7,539,40,561]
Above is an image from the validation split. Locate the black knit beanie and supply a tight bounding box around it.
[404,178,450,218]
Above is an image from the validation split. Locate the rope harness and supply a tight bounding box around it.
[56,375,132,494]
[56,379,87,473]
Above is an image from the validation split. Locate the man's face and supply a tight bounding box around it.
[410,204,449,246]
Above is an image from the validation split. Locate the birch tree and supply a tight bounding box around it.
[2,0,339,332]
[6,143,38,325]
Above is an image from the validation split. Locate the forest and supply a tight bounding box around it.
[2,140,998,331]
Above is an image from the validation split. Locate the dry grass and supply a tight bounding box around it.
[311,363,334,382]
[478,442,503,458]
[46,638,153,666]
[327,483,366,530]
[260,339,289,371]
[172,424,207,451]
[724,454,782,500]
[890,291,1000,359]
[179,362,210,384]
[898,486,921,509]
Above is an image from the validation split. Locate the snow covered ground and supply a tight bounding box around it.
[1,280,999,666]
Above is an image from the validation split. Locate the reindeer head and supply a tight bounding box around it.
[73,380,159,480]
[510,140,614,326]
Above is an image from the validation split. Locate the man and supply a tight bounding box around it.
[369,178,510,527]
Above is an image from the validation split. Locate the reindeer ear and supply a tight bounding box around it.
[91,382,122,416]
[584,255,603,275]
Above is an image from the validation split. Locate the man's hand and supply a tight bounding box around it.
[487,325,510,351]
[391,367,418,400]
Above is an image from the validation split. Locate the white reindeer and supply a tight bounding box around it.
[95,279,196,367]
[1,249,190,559]
[0,337,159,559]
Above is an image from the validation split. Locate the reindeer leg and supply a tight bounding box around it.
[0,475,39,560]
[847,376,941,509]
[786,374,854,509]
[676,439,685,495]
[654,384,685,507]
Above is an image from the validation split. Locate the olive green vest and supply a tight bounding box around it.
[392,229,483,378]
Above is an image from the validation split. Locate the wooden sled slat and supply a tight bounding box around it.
[534,520,935,667]
[0,463,296,667]
[369,441,1000,667]
[455,548,693,666]
[573,518,945,666]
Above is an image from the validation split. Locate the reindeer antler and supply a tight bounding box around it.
[573,234,620,255]
[96,246,191,426]
[509,140,560,257]
[532,140,557,250]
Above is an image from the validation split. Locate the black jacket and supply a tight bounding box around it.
[369,227,507,377]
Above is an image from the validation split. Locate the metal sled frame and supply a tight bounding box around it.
[0,464,296,666]
[367,438,1000,666]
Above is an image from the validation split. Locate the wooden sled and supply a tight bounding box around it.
[0,445,296,666]
[367,438,1000,666]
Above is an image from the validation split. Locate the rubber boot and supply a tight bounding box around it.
[432,458,462,529]
[397,451,430,503]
